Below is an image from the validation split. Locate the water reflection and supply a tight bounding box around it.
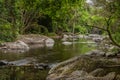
[0,66,48,80]
[0,40,95,80]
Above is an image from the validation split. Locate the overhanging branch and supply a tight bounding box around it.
[85,24,107,31]
[85,23,120,48]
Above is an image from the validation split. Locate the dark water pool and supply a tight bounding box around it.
[0,40,95,80]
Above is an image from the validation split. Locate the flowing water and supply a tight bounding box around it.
[0,40,95,80]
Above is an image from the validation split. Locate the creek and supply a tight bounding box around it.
[0,39,95,80]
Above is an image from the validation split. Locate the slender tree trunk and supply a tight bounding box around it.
[107,28,120,47]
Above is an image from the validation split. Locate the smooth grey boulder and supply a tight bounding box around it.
[45,38,55,47]
[19,34,55,48]
[0,40,29,50]
[47,54,120,80]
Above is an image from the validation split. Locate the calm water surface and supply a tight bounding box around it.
[0,40,95,80]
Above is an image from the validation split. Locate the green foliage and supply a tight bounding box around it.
[0,0,88,41]
[112,28,120,45]
[0,0,120,46]
[46,32,57,37]
[0,20,17,42]
[74,25,87,34]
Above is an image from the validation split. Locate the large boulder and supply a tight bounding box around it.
[19,34,55,48]
[18,34,47,44]
[47,55,120,80]
[0,40,29,50]
[0,34,55,53]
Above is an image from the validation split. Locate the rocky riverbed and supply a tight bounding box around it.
[0,57,54,70]
[0,34,54,53]
[0,33,120,80]
[47,53,120,80]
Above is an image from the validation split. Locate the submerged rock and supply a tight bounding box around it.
[62,42,72,45]
[0,60,8,66]
[35,63,49,70]
[0,58,53,70]
[9,58,36,66]
[0,58,35,67]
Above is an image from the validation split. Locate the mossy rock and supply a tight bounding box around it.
[47,55,120,80]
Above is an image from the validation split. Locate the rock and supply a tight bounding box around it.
[66,72,116,80]
[1,40,29,51]
[61,34,80,41]
[0,49,28,53]
[76,34,90,39]
[9,58,36,66]
[61,34,69,41]
[0,60,8,66]
[89,68,105,77]
[45,38,55,47]
[35,63,49,70]
[78,41,96,44]
[92,37,103,43]
[48,63,58,69]
[19,34,55,48]
[47,56,94,80]
[104,72,116,80]
[69,70,89,78]
[47,54,120,80]
[19,34,45,44]
[15,40,29,50]
[106,52,117,58]
[117,53,120,58]
[85,50,105,57]
[88,34,104,43]
[0,35,55,53]
[116,74,120,80]
[88,34,101,38]
[62,42,72,45]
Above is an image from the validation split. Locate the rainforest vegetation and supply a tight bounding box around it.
[0,0,120,47]
[0,0,120,80]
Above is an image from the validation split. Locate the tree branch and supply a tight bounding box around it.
[107,29,120,47]
[85,24,107,31]
[85,23,120,48]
